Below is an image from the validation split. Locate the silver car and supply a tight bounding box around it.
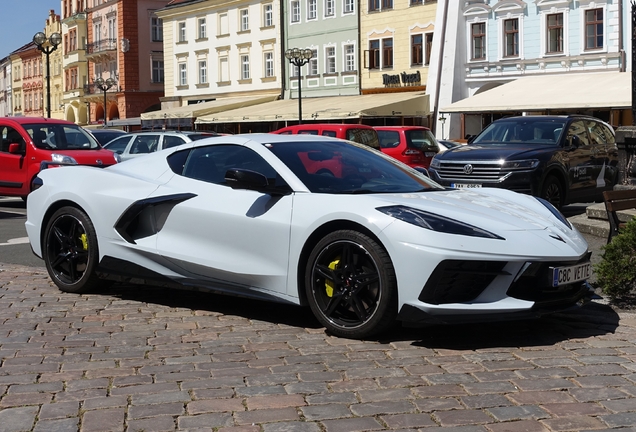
[103,130,220,161]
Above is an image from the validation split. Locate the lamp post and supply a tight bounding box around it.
[33,31,62,118]
[438,114,447,140]
[285,48,313,124]
[94,77,116,127]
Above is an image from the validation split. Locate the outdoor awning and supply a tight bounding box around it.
[440,72,631,113]
[195,92,430,124]
[140,94,280,121]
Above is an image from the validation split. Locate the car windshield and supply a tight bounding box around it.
[265,139,443,194]
[25,124,101,150]
[471,118,568,146]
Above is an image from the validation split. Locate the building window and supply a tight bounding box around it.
[264,52,274,77]
[309,49,318,75]
[263,4,273,27]
[151,17,163,41]
[344,0,354,13]
[410,0,422,4]
[325,0,335,16]
[198,17,207,39]
[219,13,229,35]
[546,13,563,53]
[503,18,519,57]
[585,8,603,50]
[178,22,187,42]
[308,0,317,20]
[382,38,393,68]
[411,34,422,66]
[219,57,229,82]
[179,62,187,85]
[369,0,379,12]
[471,22,486,60]
[152,60,164,83]
[291,1,300,22]
[325,46,336,73]
[241,55,250,79]
[382,0,393,9]
[344,44,355,71]
[198,60,207,84]
[425,33,433,65]
[240,9,249,31]
[368,39,380,69]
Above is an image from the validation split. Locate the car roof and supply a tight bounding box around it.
[2,117,77,125]
[374,126,431,131]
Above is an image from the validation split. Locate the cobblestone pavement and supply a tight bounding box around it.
[2,263,636,432]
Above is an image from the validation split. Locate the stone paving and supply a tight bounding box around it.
[2,263,636,432]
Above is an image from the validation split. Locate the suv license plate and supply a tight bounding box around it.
[551,262,591,287]
[452,183,482,189]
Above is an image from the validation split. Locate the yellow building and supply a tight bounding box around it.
[43,9,64,119]
[359,0,436,98]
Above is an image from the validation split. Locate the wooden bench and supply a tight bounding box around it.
[603,189,636,243]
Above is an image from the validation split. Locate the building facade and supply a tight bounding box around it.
[43,9,65,119]
[0,57,11,117]
[85,0,168,125]
[284,0,360,100]
[429,0,631,139]
[61,0,90,125]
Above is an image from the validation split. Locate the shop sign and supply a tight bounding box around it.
[382,70,421,87]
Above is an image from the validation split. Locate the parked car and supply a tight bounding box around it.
[272,123,380,149]
[88,128,128,146]
[103,130,220,161]
[26,134,593,339]
[0,117,119,199]
[428,115,619,209]
[374,126,440,170]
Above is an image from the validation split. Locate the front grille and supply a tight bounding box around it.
[419,260,509,305]
[434,161,508,182]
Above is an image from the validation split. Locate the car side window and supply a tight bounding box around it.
[105,136,132,154]
[163,135,187,149]
[182,145,278,186]
[377,130,400,148]
[566,121,591,148]
[299,130,318,135]
[1,127,24,153]
[321,130,337,137]
[587,120,614,147]
[131,135,158,154]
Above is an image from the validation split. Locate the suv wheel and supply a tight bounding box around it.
[541,175,564,209]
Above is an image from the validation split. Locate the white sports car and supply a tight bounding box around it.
[25,134,594,339]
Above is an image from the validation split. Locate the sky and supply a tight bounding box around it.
[0,0,62,59]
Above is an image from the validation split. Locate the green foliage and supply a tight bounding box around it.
[594,218,636,300]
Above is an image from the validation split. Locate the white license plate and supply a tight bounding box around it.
[551,262,591,287]
[451,183,482,188]
[425,152,436,157]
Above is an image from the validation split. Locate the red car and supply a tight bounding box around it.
[0,117,119,199]
[374,126,440,171]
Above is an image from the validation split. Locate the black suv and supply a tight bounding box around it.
[428,115,619,208]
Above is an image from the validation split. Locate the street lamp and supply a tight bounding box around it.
[33,31,62,118]
[94,77,116,127]
[285,48,313,124]
[438,114,447,140]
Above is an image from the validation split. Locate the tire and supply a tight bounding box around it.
[305,230,397,339]
[541,175,564,209]
[43,206,105,293]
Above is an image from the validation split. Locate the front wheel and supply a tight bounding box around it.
[305,230,397,339]
[541,175,564,209]
[43,206,104,293]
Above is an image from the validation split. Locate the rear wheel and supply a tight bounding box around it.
[305,230,397,339]
[541,175,564,209]
[43,206,105,293]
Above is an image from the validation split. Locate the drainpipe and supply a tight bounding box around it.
[620,0,626,72]
[357,0,362,95]
[432,0,449,135]
[280,2,286,101]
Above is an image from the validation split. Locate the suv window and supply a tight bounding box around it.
[131,135,159,154]
[472,119,567,145]
[405,129,438,151]
[346,129,380,149]
[587,120,615,146]
[566,120,591,147]
[377,130,400,148]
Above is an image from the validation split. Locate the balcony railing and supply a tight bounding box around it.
[86,39,117,55]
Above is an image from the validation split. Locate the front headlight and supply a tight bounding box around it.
[51,154,78,164]
[113,153,121,163]
[535,197,572,229]
[430,158,441,169]
[377,205,504,239]
[501,159,539,171]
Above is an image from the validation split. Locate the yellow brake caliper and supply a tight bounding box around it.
[325,257,340,297]
[80,233,88,250]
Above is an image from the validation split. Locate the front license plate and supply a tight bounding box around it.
[452,183,482,189]
[551,262,591,287]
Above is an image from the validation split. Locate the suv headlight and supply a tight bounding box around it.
[501,159,539,171]
[51,154,78,164]
[430,158,440,169]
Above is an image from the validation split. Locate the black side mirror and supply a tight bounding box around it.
[225,168,290,196]
[466,135,476,144]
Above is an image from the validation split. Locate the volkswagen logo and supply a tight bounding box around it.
[96,160,103,166]
[463,164,473,175]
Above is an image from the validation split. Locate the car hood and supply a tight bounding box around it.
[435,143,555,161]
[375,188,574,235]
[58,149,117,166]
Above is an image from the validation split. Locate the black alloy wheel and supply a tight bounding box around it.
[541,175,564,209]
[305,230,397,339]
[43,206,104,293]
